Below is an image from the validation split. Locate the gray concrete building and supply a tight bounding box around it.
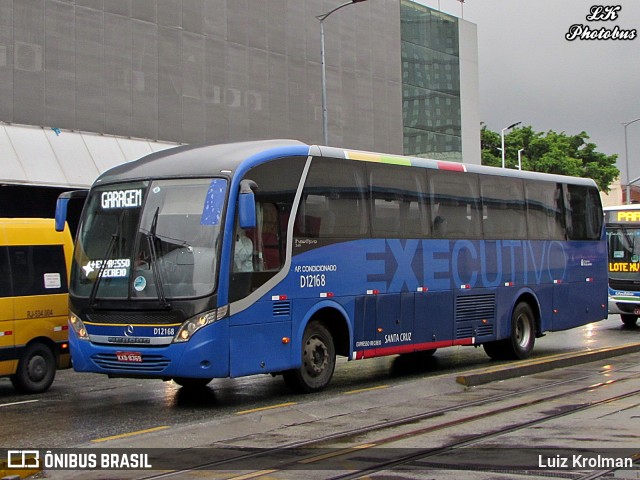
[0,0,479,218]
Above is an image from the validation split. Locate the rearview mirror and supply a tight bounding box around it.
[238,180,257,229]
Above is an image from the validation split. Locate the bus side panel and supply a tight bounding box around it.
[373,293,414,356]
[528,283,554,333]
[229,300,292,377]
[353,295,376,354]
[0,238,16,376]
[414,291,454,347]
[13,293,69,346]
[552,240,608,330]
[0,295,16,376]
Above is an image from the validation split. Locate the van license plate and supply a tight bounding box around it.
[116,351,142,363]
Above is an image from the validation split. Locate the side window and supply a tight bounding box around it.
[525,181,565,240]
[481,176,526,240]
[0,247,11,298]
[229,156,306,302]
[295,157,369,239]
[9,245,68,297]
[369,164,429,238]
[429,170,482,239]
[565,185,603,240]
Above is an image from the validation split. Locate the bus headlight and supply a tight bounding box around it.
[173,305,228,343]
[69,313,89,341]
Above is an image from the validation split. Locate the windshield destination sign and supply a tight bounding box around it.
[101,189,143,209]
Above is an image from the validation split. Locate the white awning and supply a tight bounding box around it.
[0,123,178,189]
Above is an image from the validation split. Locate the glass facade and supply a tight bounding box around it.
[401,1,462,160]
[0,0,475,164]
[0,0,403,154]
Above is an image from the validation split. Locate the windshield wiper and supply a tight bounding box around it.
[88,232,118,308]
[145,207,170,308]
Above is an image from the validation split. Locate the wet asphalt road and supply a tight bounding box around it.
[1,315,638,448]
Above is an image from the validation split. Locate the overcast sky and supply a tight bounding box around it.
[419,0,640,183]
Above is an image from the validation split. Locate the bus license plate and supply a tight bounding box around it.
[116,351,142,363]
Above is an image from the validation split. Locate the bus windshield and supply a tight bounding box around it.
[607,225,640,281]
[71,178,227,300]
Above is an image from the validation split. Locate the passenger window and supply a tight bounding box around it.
[429,170,482,239]
[525,181,565,240]
[369,164,429,238]
[565,185,603,240]
[481,176,526,239]
[9,245,68,296]
[296,157,369,239]
[0,247,11,297]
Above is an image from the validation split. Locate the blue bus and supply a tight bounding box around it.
[604,204,640,326]
[56,140,607,392]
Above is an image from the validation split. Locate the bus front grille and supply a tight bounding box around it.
[87,311,184,325]
[91,353,170,372]
[609,279,640,290]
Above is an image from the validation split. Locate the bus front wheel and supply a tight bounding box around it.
[621,314,638,327]
[283,322,336,393]
[484,303,536,360]
[11,342,56,394]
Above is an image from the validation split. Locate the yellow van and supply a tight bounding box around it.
[0,218,73,393]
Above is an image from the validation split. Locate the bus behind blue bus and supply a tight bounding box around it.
[56,140,608,392]
[604,204,640,326]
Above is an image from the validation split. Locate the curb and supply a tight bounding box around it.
[456,343,640,387]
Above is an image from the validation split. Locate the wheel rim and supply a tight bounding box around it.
[514,313,532,349]
[27,354,48,383]
[303,336,328,378]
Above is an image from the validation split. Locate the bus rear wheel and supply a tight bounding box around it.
[484,303,536,360]
[621,314,638,327]
[283,322,336,393]
[11,342,56,394]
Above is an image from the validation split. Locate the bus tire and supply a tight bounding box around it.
[621,314,638,327]
[172,377,212,388]
[11,342,56,394]
[483,303,536,360]
[283,322,336,393]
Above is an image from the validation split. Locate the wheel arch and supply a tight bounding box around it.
[25,336,58,357]
[512,290,543,337]
[295,301,352,359]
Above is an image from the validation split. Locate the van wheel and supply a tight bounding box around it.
[283,322,336,393]
[484,303,536,360]
[621,314,638,327]
[11,343,56,394]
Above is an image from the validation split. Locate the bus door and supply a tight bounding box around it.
[0,246,16,376]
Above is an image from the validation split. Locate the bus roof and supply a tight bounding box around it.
[93,139,598,189]
[0,218,71,245]
[94,139,308,186]
[604,204,640,211]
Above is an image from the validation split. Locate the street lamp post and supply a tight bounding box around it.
[317,0,367,146]
[623,117,640,204]
[501,121,521,168]
[517,148,524,171]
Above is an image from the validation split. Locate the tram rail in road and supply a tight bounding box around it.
[20,341,640,480]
